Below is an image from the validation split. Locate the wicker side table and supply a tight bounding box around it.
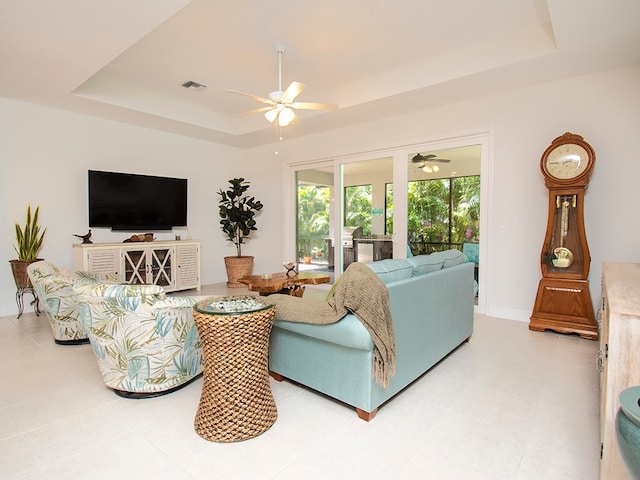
[192,296,277,442]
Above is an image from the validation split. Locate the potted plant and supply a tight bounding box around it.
[10,205,46,289]
[218,178,263,287]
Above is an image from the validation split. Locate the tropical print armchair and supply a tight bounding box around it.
[75,282,204,397]
[27,261,118,345]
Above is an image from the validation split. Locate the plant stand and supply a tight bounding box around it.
[9,259,41,319]
[16,287,39,319]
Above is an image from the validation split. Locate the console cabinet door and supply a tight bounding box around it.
[149,246,175,290]
[122,247,147,285]
[76,246,121,278]
[121,246,176,290]
[175,242,200,290]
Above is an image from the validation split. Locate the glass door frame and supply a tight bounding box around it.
[285,128,491,314]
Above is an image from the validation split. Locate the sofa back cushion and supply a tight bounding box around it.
[441,249,466,268]
[365,258,413,283]
[407,254,444,275]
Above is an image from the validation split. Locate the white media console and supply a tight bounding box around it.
[73,240,200,292]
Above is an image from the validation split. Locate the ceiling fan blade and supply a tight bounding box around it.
[235,106,275,117]
[292,101,339,111]
[412,153,451,164]
[282,81,305,101]
[225,89,274,105]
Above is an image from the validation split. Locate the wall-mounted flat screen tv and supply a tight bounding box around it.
[88,170,187,231]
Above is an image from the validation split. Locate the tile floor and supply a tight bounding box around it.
[0,284,600,479]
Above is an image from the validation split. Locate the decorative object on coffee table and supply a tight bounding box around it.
[218,178,264,287]
[283,262,297,276]
[192,296,277,442]
[10,204,46,318]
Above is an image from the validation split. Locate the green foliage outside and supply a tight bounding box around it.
[296,175,480,261]
[405,175,480,255]
[297,184,331,259]
[344,185,372,237]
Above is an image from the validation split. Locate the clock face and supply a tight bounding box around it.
[545,143,590,180]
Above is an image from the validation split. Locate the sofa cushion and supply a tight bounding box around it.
[441,249,466,268]
[365,259,413,283]
[273,314,374,351]
[407,254,444,275]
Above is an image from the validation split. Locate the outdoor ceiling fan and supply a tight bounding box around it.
[225,45,338,127]
[411,153,451,173]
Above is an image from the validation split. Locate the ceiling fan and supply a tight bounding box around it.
[225,45,338,127]
[411,153,451,173]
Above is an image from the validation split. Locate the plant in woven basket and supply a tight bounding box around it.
[10,204,46,290]
[14,205,46,261]
[218,178,263,257]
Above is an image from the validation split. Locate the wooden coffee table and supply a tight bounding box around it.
[238,271,330,296]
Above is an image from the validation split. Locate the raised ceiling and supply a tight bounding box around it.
[2,0,639,148]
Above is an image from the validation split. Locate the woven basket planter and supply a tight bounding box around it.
[9,259,43,289]
[223,256,254,288]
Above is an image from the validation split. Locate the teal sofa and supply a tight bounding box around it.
[268,250,475,420]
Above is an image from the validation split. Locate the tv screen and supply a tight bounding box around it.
[88,170,187,231]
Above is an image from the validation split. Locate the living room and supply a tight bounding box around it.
[2,1,640,478]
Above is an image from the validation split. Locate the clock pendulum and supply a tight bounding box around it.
[529,132,598,339]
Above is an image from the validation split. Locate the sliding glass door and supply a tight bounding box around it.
[289,134,488,312]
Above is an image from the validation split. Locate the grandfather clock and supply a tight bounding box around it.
[529,132,598,340]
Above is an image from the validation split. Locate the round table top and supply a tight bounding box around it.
[194,295,273,315]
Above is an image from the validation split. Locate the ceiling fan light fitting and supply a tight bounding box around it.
[265,109,278,123]
[278,107,295,126]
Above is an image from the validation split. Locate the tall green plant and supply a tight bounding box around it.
[14,205,46,261]
[218,178,263,257]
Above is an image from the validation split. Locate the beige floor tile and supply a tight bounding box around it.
[0,285,600,480]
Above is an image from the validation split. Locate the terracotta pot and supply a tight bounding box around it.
[223,256,254,288]
[303,256,312,264]
[9,259,43,289]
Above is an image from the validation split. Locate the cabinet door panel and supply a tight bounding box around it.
[87,249,120,276]
[176,243,199,290]
[123,248,146,285]
[150,247,174,288]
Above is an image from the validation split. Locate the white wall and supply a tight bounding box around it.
[2,64,639,321]
[249,64,640,322]
[0,99,285,316]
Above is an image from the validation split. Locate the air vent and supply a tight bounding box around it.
[181,81,206,90]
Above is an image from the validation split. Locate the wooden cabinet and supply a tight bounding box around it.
[73,240,200,292]
[599,262,640,479]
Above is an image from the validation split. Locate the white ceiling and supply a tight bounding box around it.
[2,0,639,148]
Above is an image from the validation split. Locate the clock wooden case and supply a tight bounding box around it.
[530,132,598,339]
